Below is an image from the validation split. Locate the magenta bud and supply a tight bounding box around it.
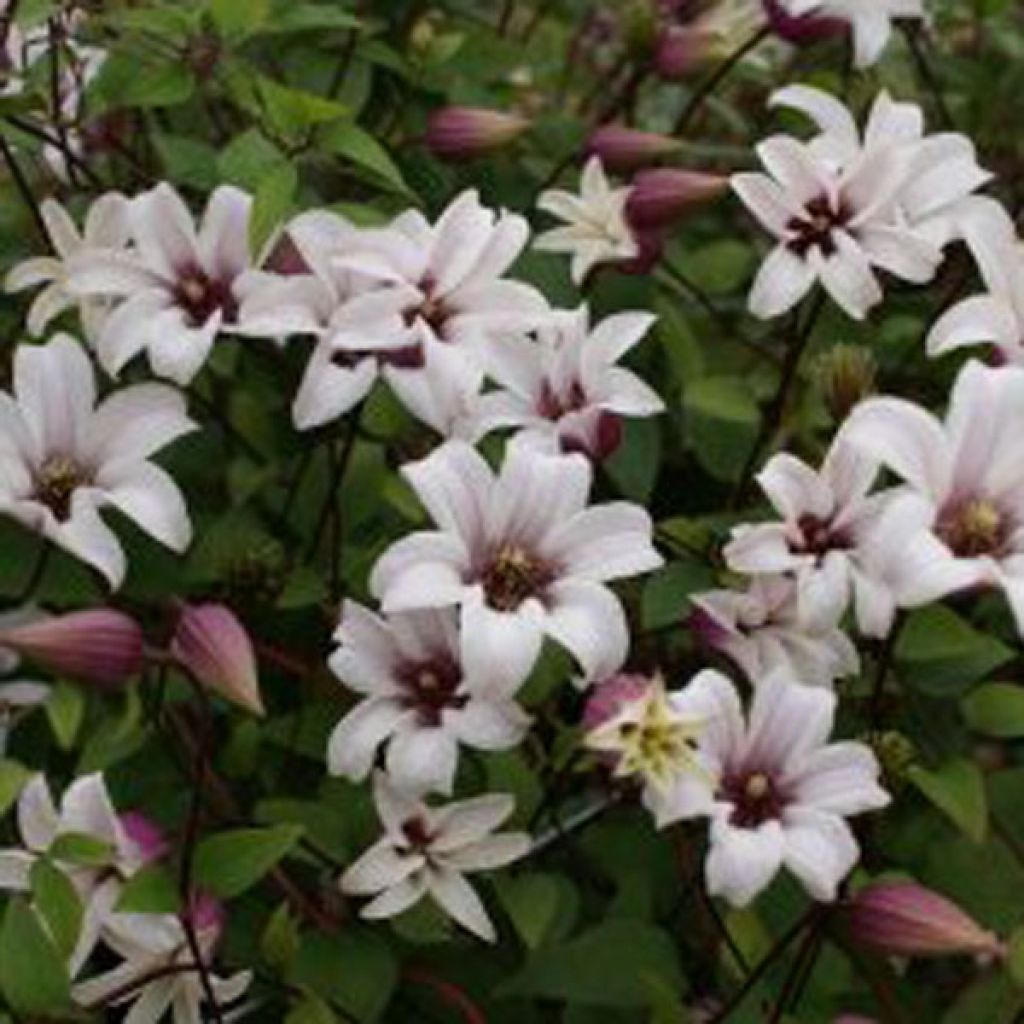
[654,26,715,80]
[689,605,732,650]
[0,609,143,689]
[188,890,226,936]
[586,125,682,173]
[264,232,311,276]
[119,812,169,865]
[583,673,653,733]
[425,106,530,162]
[762,0,845,44]
[625,168,728,232]
[171,603,264,716]
[846,882,1004,960]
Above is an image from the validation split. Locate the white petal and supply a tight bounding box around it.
[787,743,890,815]
[18,774,58,851]
[748,246,816,320]
[544,504,662,583]
[927,295,1020,359]
[385,723,460,796]
[341,838,423,895]
[459,595,543,698]
[706,815,785,907]
[326,699,407,781]
[781,807,860,901]
[544,579,629,682]
[97,461,192,553]
[426,865,496,942]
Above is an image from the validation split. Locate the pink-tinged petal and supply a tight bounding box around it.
[341,837,424,895]
[781,807,859,901]
[18,774,59,851]
[862,90,923,148]
[329,601,401,697]
[372,772,425,839]
[856,225,941,285]
[431,793,517,851]
[360,875,429,920]
[756,137,828,206]
[816,235,882,320]
[724,523,801,575]
[545,503,661,583]
[442,832,530,872]
[669,669,744,774]
[96,461,192,554]
[130,183,199,281]
[450,698,530,750]
[146,313,220,386]
[426,864,496,941]
[459,594,543,698]
[370,532,470,612]
[902,145,992,225]
[292,346,378,431]
[86,384,195,465]
[748,245,816,319]
[171,603,263,715]
[795,552,851,631]
[385,722,460,796]
[426,106,530,163]
[93,290,171,378]
[706,815,785,907]
[747,675,835,769]
[730,173,799,238]
[841,397,952,502]
[327,698,408,781]
[84,192,131,248]
[458,209,531,292]
[758,453,834,521]
[891,530,991,606]
[544,579,629,682]
[927,296,1020,358]
[119,812,169,865]
[197,186,252,278]
[788,743,889,815]
[0,609,143,689]
[429,191,498,295]
[65,251,157,297]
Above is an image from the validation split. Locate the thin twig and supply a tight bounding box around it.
[0,133,49,243]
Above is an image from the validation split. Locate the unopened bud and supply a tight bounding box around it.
[867,730,917,790]
[625,168,728,232]
[425,106,530,162]
[119,812,169,866]
[762,0,846,45]
[586,125,682,173]
[818,345,876,421]
[846,881,1004,960]
[0,609,143,689]
[171,603,264,716]
[654,26,715,80]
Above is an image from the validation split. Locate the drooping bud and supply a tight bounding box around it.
[817,344,876,421]
[119,812,169,866]
[846,881,1004,960]
[171,603,264,716]
[654,26,715,80]
[0,609,144,689]
[625,168,728,232]
[586,125,682,173]
[425,106,530,162]
[762,0,845,45]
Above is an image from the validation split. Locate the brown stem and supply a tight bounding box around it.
[0,133,50,244]
[402,966,487,1024]
[869,613,906,730]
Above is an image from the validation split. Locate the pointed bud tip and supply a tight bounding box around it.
[586,125,682,173]
[626,168,729,231]
[425,106,530,162]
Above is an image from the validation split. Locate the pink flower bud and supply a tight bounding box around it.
[188,890,226,937]
[583,673,653,733]
[171,603,264,716]
[762,0,845,45]
[0,609,143,689]
[654,26,715,80]
[425,106,530,162]
[586,125,682,173]
[846,882,1004,959]
[119,812,169,865]
[834,1017,877,1024]
[625,168,728,232]
[263,232,310,276]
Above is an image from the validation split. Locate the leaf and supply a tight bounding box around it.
[219,130,290,191]
[286,996,339,1024]
[909,758,988,843]
[117,864,179,914]
[604,418,662,502]
[962,683,1024,737]
[250,162,297,258]
[318,120,412,196]
[496,872,576,950]
[896,605,1013,696]
[93,53,194,110]
[49,832,116,867]
[682,376,760,483]
[267,4,361,33]
[210,0,270,39]
[496,920,684,1008]
[45,681,85,751]
[0,898,71,1015]
[0,759,30,817]
[258,79,347,139]
[261,902,301,973]
[641,560,717,631]
[194,825,305,899]
[30,859,82,961]
[1008,926,1024,987]
[153,134,220,190]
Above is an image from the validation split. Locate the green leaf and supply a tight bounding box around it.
[497,920,684,1008]
[604,418,662,502]
[0,759,31,817]
[250,162,297,257]
[681,240,755,296]
[45,681,85,751]
[258,78,347,139]
[210,0,270,39]
[0,898,71,1015]
[219,130,290,191]
[909,758,988,843]
[266,4,361,33]
[261,902,301,973]
[318,120,412,196]
[641,560,717,631]
[897,605,1013,696]
[116,864,179,914]
[962,683,1024,737]
[30,859,82,961]
[93,53,194,110]
[1007,926,1024,987]
[194,825,305,899]
[49,832,115,867]
[496,872,577,950]
[286,995,339,1024]
[682,376,759,483]
[153,134,220,190]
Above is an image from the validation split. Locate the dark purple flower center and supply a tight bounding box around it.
[722,770,785,828]
[400,816,435,850]
[937,497,1009,558]
[479,544,556,612]
[396,653,466,727]
[173,264,238,328]
[35,455,89,522]
[790,513,851,560]
[404,274,453,339]
[537,379,588,421]
[786,195,851,258]
[329,343,425,371]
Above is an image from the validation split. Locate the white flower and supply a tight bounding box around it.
[584,674,716,828]
[474,306,664,459]
[535,157,639,285]
[673,672,889,907]
[723,435,925,637]
[4,194,130,338]
[340,773,529,942]
[777,0,925,67]
[326,601,532,796]
[370,439,663,683]
[770,85,992,248]
[842,360,1024,635]
[927,200,1024,365]
[692,575,859,688]
[0,334,195,588]
[0,773,150,974]
[67,183,254,385]
[72,900,251,1022]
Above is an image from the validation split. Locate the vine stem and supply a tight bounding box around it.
[402,967,487,1024]
[869,613,906,729]
[0,133,50,244]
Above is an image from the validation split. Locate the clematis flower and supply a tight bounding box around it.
[691,575,859,688]
[769,85,992,249]
[732,123,941,319]
[673,672,889,907]
[0,773,157,974]
[723,435,928,637]
[473,306,664,459]
[340,773,530,942]
[4,193,130,339]
[536,157,641,285]
[370,439,663,682]
[72,896,252,1021]
[326,601,532,796]
[0,335,195,589]
[773,0,924,67]
[841,360,1024,636]
[583,673,715,827]
[67,183,255,385]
